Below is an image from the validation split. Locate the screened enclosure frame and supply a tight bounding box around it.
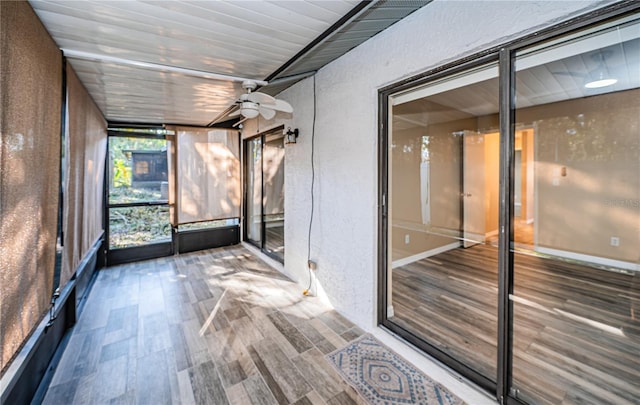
[105,130,173,265]
[377,2,640,404]
[105,126,242,265]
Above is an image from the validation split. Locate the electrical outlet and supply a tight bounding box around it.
[404,234,410,244]
[610,236,620,247]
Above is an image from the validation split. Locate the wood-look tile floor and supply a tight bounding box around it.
[43,245,367,405]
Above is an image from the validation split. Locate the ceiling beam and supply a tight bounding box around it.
[61,49,268,86]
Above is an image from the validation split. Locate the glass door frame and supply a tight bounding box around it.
[378,53,501,395]
[377,3,639,404]
[244,135,263,249]
[243,126,285,263]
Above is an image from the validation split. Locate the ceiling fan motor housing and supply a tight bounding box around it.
[240,101,259,118]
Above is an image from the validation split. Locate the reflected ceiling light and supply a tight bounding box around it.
[584,51,617,89]
[584,74,618,88]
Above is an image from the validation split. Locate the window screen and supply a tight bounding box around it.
[169,127,240,225]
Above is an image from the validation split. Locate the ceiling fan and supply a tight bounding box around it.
[228,80,293,121]
[552,50,618,89]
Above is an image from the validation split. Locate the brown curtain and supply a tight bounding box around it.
[0,1,62,376]
[61,66,107,287]
[168,127,240,225]
[263,138,285,215]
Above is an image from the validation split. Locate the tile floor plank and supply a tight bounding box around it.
[42,246,371,405]
[291,348,345,401]
[188,359,229,405]
[267,311,314,354]
[242,374,279,405]
[251,337,313,402]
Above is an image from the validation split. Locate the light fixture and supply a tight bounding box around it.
[284,127,299,144]
[584,51,617,89]
[584,74,618,88]
[240,102,259,119]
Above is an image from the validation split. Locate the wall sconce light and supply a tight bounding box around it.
[285,127,299,144]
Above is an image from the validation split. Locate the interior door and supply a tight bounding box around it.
[462,131,486,248]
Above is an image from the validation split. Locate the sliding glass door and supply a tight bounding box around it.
[510,15,640,404]
[246,136,263,245]
[385,63,500,388]
[380,9,640,404]
[244,129,285,262]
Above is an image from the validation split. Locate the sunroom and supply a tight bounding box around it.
[1,1,639,404]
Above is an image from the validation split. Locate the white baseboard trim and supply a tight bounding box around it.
[535,246,639,272]
[485,229,499,238]
[392,242,460,268]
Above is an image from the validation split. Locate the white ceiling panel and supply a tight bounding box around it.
[70,59,243,124]
[28,0,428,126]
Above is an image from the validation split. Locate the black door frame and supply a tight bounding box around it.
[243,126,285,263]
[105,130,173,265]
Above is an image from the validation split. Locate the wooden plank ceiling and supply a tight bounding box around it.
[29,0,431,127]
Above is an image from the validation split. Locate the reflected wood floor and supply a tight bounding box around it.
[392,244,640,404]
[265,226,285,260]
[43,246,366,405]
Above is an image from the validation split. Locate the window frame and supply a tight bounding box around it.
[377,3,640,403]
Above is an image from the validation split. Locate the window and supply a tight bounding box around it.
[380,9,640,404]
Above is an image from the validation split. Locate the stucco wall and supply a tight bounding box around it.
[242,0,608,330]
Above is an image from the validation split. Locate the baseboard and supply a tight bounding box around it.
[392,242,460,268]
[387,305,395,318]
[535,246,639,272]
[178,225,239,254]
[484,229,499,238]
[75,237,103,315]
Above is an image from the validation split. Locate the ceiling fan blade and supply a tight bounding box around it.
[261,98,293,113]
[246,91,275,105]
[228,108,241,117]
[551,71,587,78]
[259,106,276,120]
[232,117,248,128]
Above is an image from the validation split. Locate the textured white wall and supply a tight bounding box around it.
[242,0,609,330]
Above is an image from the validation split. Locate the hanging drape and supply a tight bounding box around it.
[168,127,240,225]
[60,66,107,287]
[0,1,62,376]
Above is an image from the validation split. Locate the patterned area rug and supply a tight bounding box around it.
[326,334,466,405]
